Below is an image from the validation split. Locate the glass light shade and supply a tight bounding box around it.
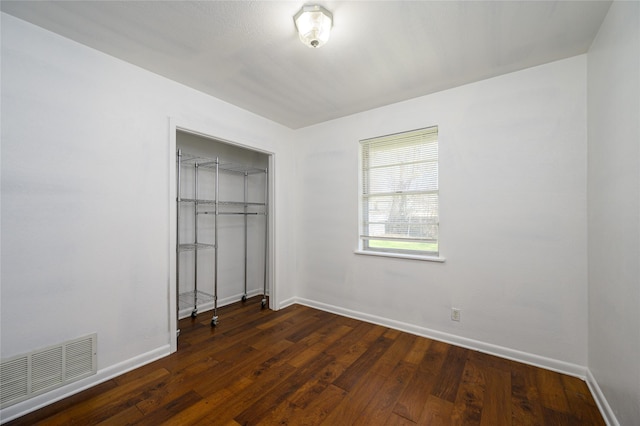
[294,5,333,48]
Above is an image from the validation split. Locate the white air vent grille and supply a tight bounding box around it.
[0,333,96,408]
[0,357,28,405]
[66,339,94,380]
[31,346,63,393]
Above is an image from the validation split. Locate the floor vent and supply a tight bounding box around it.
[1,333,97,409]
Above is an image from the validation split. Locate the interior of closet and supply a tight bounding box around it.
[176,131,269,329]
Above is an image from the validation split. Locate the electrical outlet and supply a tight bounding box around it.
[451,308,461,322]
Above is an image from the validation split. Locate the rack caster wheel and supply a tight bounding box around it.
[261,299,266,309]
[241,295,247,302]
[211,317,218,327]
[191,310,198,318]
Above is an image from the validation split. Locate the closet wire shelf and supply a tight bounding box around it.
[178,243,215,251]
[178,290,215,311]
[179,153,266,175]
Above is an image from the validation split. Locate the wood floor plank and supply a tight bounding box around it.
[404,336,433,365]
[536,368,571,413]
[542,406,581,425]
[130,390,202,425]
[323,321,377,359]
[561,374,606,425]
[418,339,449,374]
[369,331,417,378]
[386,412,419,425]
[511,363,545,425]
[215,362,297,425]
[262,384,347,426]
[352,360,416,426]
[233,351,335,425]
[192,338,293,398]
[252,399,299,426]
[300,318,352,348]
[284,309,337,343]
[248,313,322,351]
[331,323,387,370]
[417,395,455,426]
[254,304,311,330]
[95,405,144,425]
[393,366,439,422]
[220,306,293,338]
[159,378,252,425]
[133,354,220,415]
[287,324,353,368]
[332,334,394,391]
[319,371,388,425]
[6,297,606,426]
[451,358,485,426]
[468,349,515,373]
[393,338,449,422]
[479,367,511,426]
[286,357,346,409]
[431,345,468,402]
[383,327,402,340]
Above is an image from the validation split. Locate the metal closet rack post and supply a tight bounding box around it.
[176,150,269,331]
[262,167,268,309]
[176,150,216,333]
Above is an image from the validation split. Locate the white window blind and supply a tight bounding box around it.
[360,126,439,256]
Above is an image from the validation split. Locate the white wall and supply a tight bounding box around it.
[294,55,588,370]
[587,1,640,424]
[0,12,295,419]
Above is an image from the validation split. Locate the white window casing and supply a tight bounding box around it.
[359,126,441,260]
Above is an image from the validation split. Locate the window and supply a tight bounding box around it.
[359,126,439,258]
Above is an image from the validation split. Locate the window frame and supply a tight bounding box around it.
[357,126,443,262]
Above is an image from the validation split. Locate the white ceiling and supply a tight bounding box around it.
[1,1,612,129]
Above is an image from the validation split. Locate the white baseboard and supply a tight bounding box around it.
[278,296,298,310]
[0,345,170,424]
[293,297,588,379]
[586,369,620,426]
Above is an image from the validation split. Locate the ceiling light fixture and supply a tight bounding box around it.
[294,4,333,48]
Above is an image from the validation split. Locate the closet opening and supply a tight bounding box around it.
[169,127,274,352]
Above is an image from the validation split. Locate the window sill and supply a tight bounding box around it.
[354,250,445,263]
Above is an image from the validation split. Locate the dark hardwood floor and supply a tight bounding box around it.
[5,296,605,425]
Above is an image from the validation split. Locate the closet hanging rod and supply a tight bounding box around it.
[179,199,265,206]
[219,201,266,206]
[178,198,216,204]
[218,212,265,216]
[178,243,215,251]
[197,211,265,216]
[196,201,266,209]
